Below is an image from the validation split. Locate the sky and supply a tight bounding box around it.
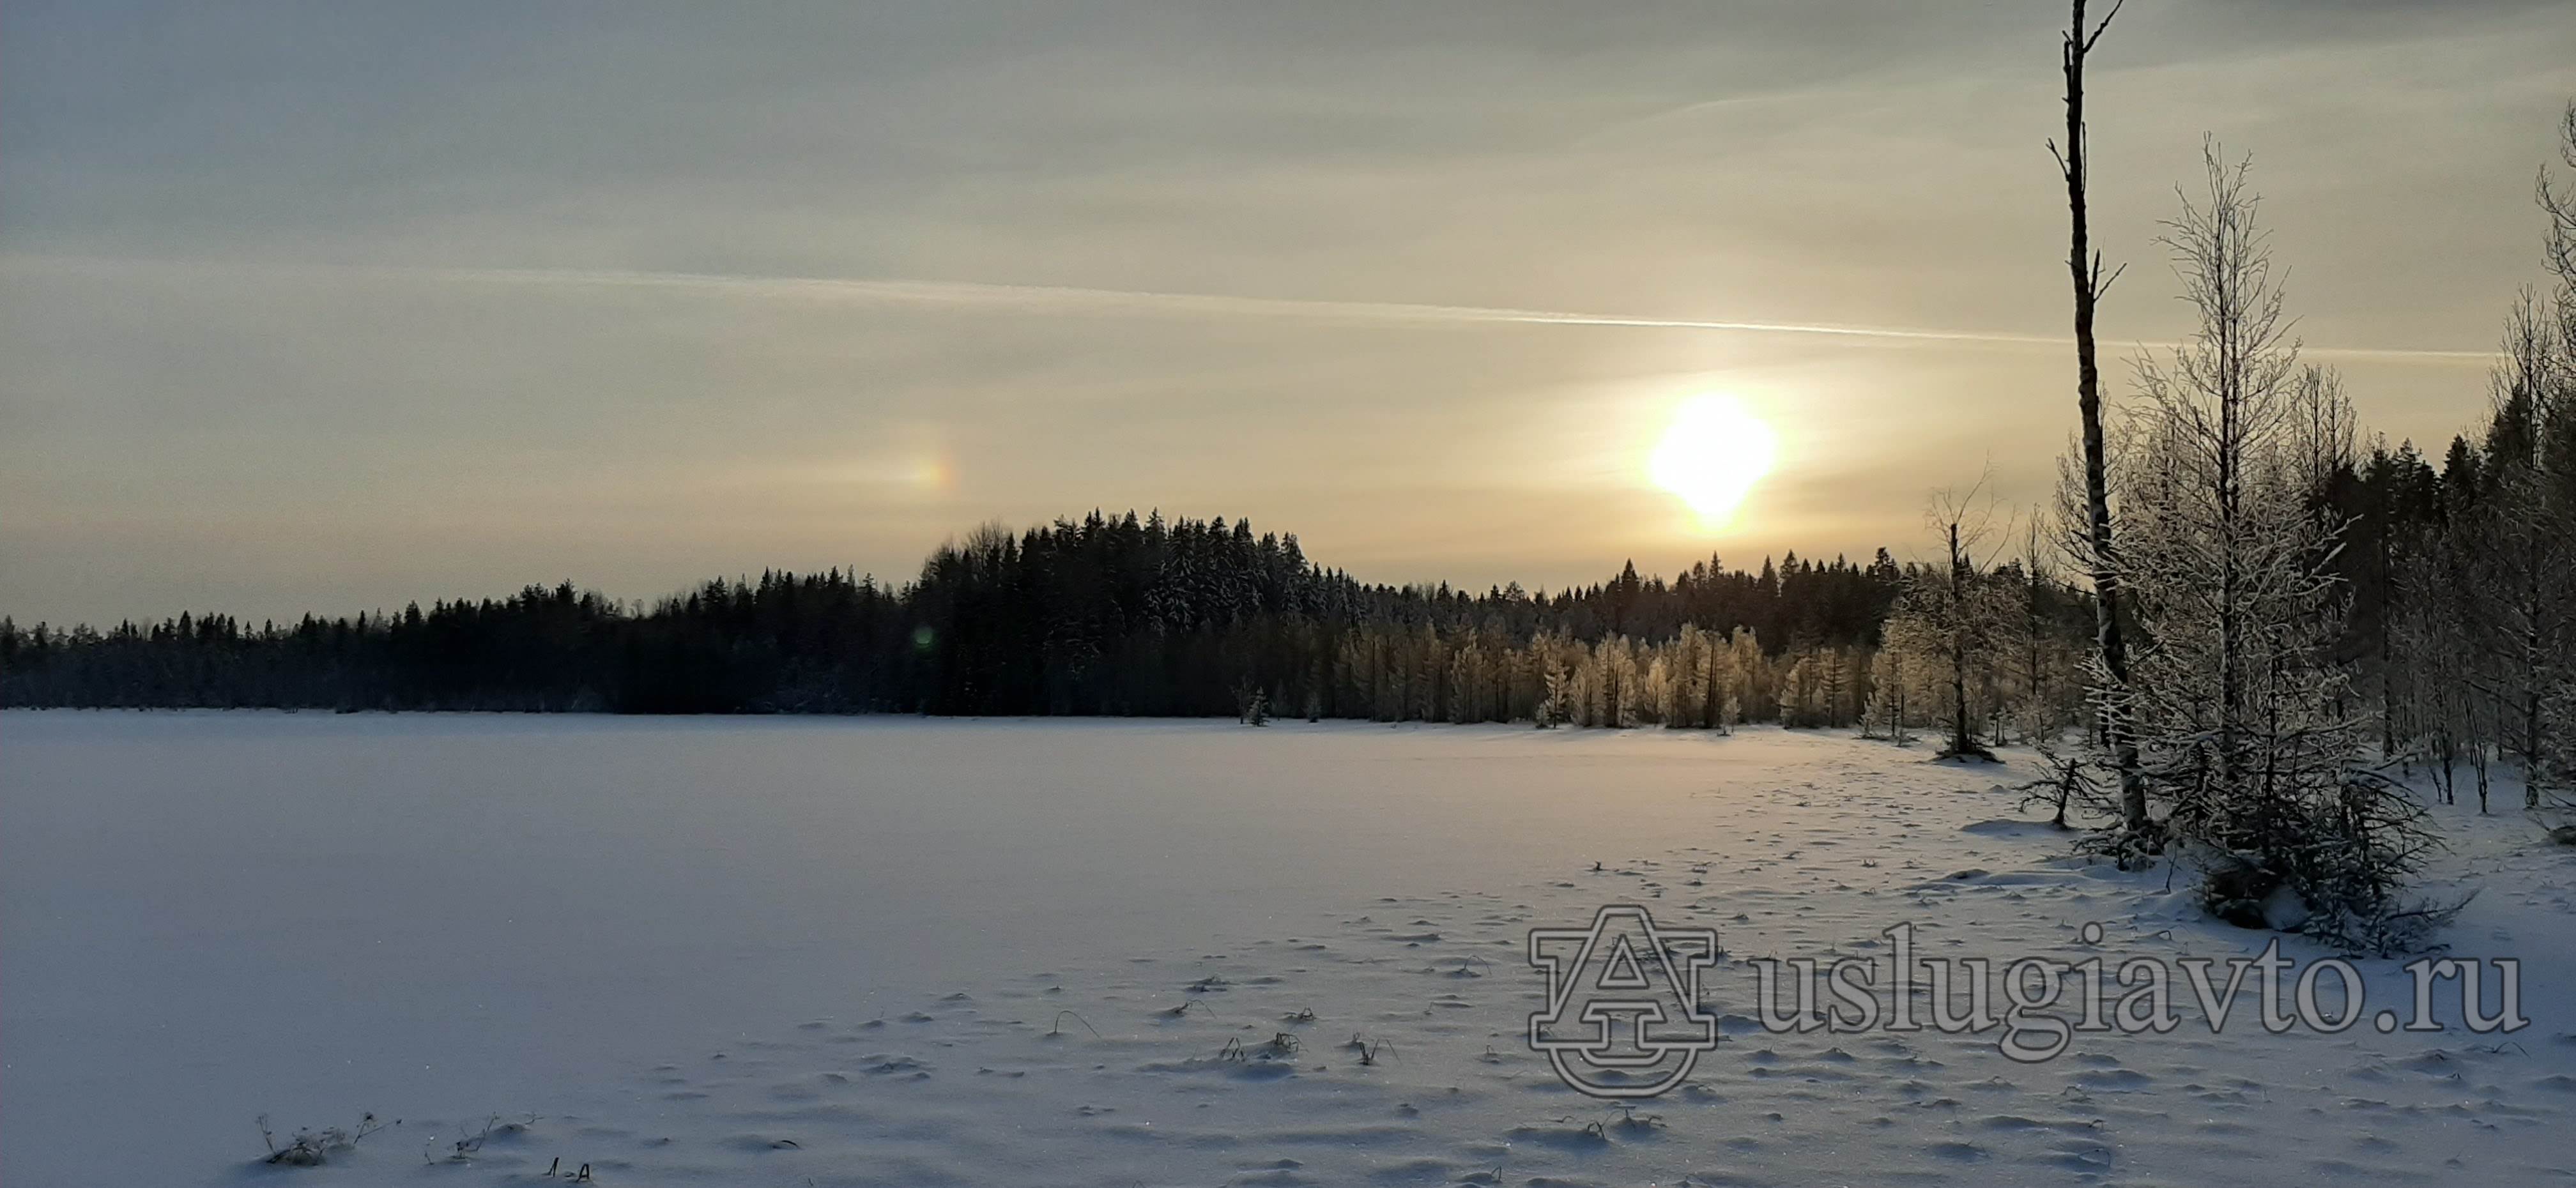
[3,1,2572,626]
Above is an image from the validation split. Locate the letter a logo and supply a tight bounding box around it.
[1528,904,1720,1098]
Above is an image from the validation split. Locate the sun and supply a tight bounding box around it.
[1649,393,1777,528]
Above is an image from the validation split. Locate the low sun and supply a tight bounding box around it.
[1650,393,1777,529]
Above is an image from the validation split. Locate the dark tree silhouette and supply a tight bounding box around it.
[2050,0,2150,841]
[1,512,1932,723]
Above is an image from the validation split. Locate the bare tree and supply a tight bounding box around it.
[1863,639,1917,744]
[1885,482,2014,761]
[2541,100,2576,307]
[2050,0,2150,840]
[2525,101,2576,801]
[1943,491,2005,760]
[2011,508,2082,742]
[2392,530,2487,810]
[2467,293,2572,805]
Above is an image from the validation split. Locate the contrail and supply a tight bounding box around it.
[13,255,2503,365]
[431,265,2505,365]
[442,264,2081,346]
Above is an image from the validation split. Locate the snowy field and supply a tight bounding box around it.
[4,712,2573,1187]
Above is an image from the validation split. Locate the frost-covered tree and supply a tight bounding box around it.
[2517,100,2576,801]
[2463,296,2576,806]
[2005,515,2088,743]
[2391,531,2492,810]
[1818,647,1854,728]
[1605,636,1646,727]
[1880,485,2017,758]
[1725,628,1771,726]
[1711,630,1745,732]
[1860,643,1910,743]
[2117,147,2442,950]
[1657,624,1719,729]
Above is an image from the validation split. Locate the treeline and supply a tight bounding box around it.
[1851,383,2573,779]
[1,514,1942,720]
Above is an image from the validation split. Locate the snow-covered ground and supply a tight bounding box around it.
[4,712,2570,1187]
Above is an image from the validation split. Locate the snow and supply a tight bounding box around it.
[4,711,2572,1186]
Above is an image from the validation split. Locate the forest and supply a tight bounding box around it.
[0,523,1913,724]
